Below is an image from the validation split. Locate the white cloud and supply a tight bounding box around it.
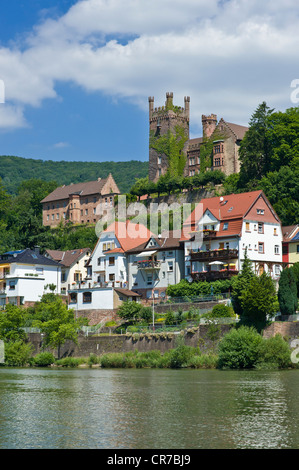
[52,142,70,149]
[0,0,298,130]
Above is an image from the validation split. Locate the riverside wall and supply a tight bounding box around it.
[27,321,299,359]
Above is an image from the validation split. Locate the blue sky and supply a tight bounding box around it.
[0,0,298,163]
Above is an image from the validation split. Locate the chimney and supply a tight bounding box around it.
[34,246,40,255]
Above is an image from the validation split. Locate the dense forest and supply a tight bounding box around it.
[0,156,148,195]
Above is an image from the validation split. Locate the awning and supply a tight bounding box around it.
[136,250,157,258]
[209,261,224,265]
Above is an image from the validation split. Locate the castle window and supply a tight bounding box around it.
[214,157,221,167]
[158,156,162,165]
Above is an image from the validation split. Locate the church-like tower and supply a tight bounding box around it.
[148,92,190,181]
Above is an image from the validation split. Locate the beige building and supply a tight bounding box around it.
[45,248,91,295]
[41,173,120,227]
[148,92,248,181]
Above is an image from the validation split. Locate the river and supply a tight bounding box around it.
[0,367,298,449]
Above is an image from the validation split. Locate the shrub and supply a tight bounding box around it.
[169,336,195,368]
[34,352,55,367]
[165,310,176,325]
[256,334,291,369]
[210,304,235,318]
[55,357,84,367]
[4,341,34,367]
[218,326,263,369]
[88,353,100,366]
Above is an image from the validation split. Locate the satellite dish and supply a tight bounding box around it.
[220,196,224,202]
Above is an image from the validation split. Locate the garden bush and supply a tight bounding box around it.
[4,341,34,367]
[34,352,55,367]
[256,334,291,369]
[217,326,263,369]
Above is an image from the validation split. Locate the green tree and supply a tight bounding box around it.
[32,296,87,359]
[238,102,274,188]
[231,248,255,316]
[117,301,142,321]
[278,267,298,316]
[241,272,277,329]
[0,304,27,342]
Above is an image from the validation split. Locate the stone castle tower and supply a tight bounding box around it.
[148,92,190,182]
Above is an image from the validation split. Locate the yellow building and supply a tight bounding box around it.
[282,225,299,266]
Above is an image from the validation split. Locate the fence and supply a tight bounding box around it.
[161,293,231,305]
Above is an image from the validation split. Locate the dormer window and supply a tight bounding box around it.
[223,222,229,230]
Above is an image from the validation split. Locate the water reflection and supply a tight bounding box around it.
[0,368,298,449]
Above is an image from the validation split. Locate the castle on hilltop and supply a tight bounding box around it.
[148,92,248,182]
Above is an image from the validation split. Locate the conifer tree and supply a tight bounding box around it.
[278,267,298,316]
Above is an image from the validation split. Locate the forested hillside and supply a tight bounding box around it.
[0,155,148,195]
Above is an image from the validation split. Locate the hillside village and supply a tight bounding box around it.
[0,93,298,330]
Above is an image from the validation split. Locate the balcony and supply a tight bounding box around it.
[190,248,239,262]
[191,269,239,282]
[134,260,161,270]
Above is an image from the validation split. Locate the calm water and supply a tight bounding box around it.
[0,367,298,449]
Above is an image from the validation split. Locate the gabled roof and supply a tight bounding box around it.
[0,248,61,267]
[282,225,299,242]
[45,248,91,267]
[126,231,183,254]
[96,221,153,254]
[220,120,249,140]
[181,190,279,241]
[41,174,120,203]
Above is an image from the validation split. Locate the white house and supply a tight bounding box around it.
[181,190,283,284]
[68,221,152,318]
[126,232,185,302]
[0,247,61,307]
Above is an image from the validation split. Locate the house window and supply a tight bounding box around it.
[83,292,92,304]
[109,273,115,281]
[258,223,264,234]
[147,274,153,285]
[274,245,279,255]
[257,209,265,215]
[274,228,277,236]
[109,257,115,266]
[103,243,107,251]
[297,245,299,254]
[245,222,250,231]
[9,281,16,290]
[61,272,66,282]
[167,261,174,272]
[258,242,264,254]
[283,244,288,255]
[97,257,102,266]
[69,293,77,304]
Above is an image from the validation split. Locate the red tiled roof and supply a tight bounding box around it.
[103,221,153,252]
[181,190,279,241]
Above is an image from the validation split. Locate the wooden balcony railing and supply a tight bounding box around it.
[191,270,239,281]
[190,248,239,262]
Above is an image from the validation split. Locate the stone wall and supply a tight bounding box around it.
[75,309,119,325]
[27,321,299,359]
